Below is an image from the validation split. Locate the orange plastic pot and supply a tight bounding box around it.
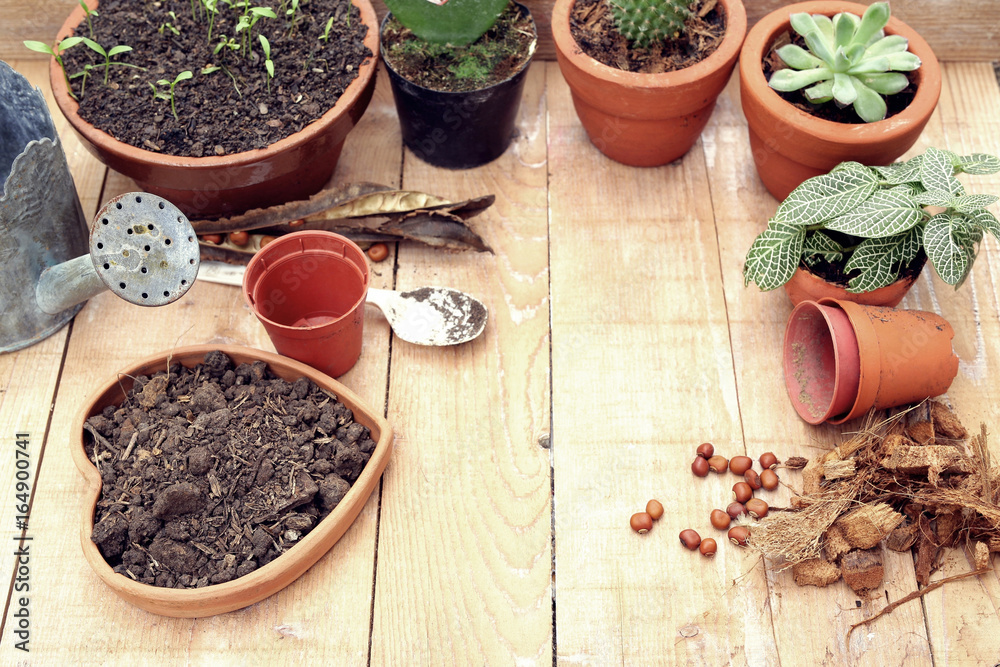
[50,0,378,219]
[739,1,941,200]
[552,0,746,166]
[783,254,926,307]
[72,345,393,617]
[783,299,958,424]
[243,231,370,377]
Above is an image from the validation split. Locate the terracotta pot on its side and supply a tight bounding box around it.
[783,299,958,425]
[740,1,941,201]
[552,0,747,167]
[50,0,379,219]
[784,253,928,307]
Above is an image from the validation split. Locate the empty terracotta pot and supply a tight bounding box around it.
[739,1,941,200]
[72,345,393,617]
[49,0,379,219]
[784,299,958,424]
[552,0,746,166]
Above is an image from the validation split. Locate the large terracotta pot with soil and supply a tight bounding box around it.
[784,253,927,307]
[72,345,393,617]
[783,299,958,425]
[740,1,941,201]
[551,0,746,167]
[50,0,378,219]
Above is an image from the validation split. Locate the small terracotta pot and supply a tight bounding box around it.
[243,231,370,378]
[50,0,378,219]
[551,0,747,167]
[72,345,393,617]
[783,299,958,424]
[740,1,941,200]
[783,254,927,307]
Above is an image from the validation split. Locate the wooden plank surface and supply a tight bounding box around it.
[6,0,1000,63]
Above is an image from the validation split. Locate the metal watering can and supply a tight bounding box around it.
[1,61,200,353]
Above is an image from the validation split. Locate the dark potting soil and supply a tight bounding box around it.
[381,2,536,93]
[805,243,927,289]
[60,0,371,157]
[84,350,376,589]
[569,0,725,74]
[762,31,917,124]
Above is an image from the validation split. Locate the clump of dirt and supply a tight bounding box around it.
[569,0,726,74]
[83,350,376,589]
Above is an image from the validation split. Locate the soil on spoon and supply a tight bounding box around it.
[85,350,376,589]
[60,0,371,157]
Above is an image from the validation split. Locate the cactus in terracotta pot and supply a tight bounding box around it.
[608,0,690,47]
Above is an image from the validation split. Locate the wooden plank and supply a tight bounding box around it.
[547,61,776,663]
[0,65,399,663]
[369,62,552,663]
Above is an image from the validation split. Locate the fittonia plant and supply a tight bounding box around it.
[608,0,690,48]
[767,2,921,122]
[744,147,1000,293]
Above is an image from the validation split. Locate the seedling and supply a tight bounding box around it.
[80,0,99,39]
[159,11,181,36]
[214,34,240,58]
[23,37,84,97]
[156,70,193,121]
[259,34,274,93]
[321,15,335,42]
[201,64,221,74]
[82,38,142,84]
[236,6,277,57]
[286,0,300,35]
[69,63,96,98]
[202,0,220,42]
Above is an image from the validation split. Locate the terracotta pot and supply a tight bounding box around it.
[739,1,941,200]
[380,3,536,169]
[72,345,393,617]
[50,0,379,219]
[784,254,927,307]
[783,299,958,425]
[243,231,370,377]
[551,0,747,167]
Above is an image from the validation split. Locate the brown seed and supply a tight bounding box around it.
[726,501,747,519]
[728,525,750,546]
[760,469,780,491]
[759,452,780,470]
[744,469,762,490]
[679,529,701,550]
[200,234,223,244]
[288,219,305,227]
[710,509,731,530]
[630,512,653,534]
[729,455,753,475]
[699,538,718,557]
[259,235,276,249]
[367,242,389,262]
[645,499,664,521]
[696,442,715,459]
[746,498,769,519]
[707,455,729,474]
[732,481,753,504]
[228,231,249,247]
[691,456,710,477]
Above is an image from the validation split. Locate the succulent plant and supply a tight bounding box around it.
[744,147,1000,293]
[767,2,921,123]
[608,0,690,48]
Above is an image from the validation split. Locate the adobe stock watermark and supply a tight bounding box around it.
[10,432,32,653]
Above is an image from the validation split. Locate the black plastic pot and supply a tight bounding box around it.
[380,3,536,169]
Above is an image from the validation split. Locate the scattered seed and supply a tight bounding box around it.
[646,499,664,521]
[228,231,249,247]
[691,456,710,477]
[200,234,223,244]
[630,512,653,534]
[760,469,780,491]
[729,455,753,475]
[710,509,731,530]
[726,501,747,519]
[746,498,769,519]
[679,529,701,550]
[728,525,750,546]
[367,242,389,262]
[696,442,715,459]
[744,469,762,490]
[707,455,729,474]
[699,538,718,557]
[259,235,276,248]
[732,481,753,504]
[759,452,779,470]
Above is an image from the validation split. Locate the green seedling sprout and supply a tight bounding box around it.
[321,16,335,42]
[286,0,300,35]
[80,0,99,39]
[236,6,277,57]
[82,38,142,84]
[156,70,193,121]
[214,34,240,58]
[259,34,274,93]
[202,0,220,42]
[24,37,84,96]
[201,64,221,74]
[159,11,181,36]
[69,63,96,98]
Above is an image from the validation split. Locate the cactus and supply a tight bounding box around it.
[609,0,690,48]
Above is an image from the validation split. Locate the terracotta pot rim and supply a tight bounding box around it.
[783,252,926,307]
[379,3,538,95]
[50,0,379,170]
[739,0,941,146]
[551,0,748,89]
[71,344,393,617]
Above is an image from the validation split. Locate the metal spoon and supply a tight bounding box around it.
[197,261,487,346]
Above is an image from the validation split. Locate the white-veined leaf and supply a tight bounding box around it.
[843,227,921,292]
[890,182,924,196]
[968,209,1000,240]
[744,221,806,291]
[924,213,971,285]
[803,231,845,262]
[952,193,999,213]
[875,155,922,184]
[920,147,960,194]
[774,164,879,226]
[913,189,953,207]
[958,153,1000,175]
[825,187,924,237]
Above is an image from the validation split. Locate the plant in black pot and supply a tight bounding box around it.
[380,0,537,169]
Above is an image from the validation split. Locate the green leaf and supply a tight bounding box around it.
[847,55,889,74]
[852,2,890,47]
[843,227,921,292]
[958,153,1000,175]
[832,72,857,104]
[775,44,824,70]
[952,193,999,213]
[825,188,924,237]
[58,36,85,52]
[920,147,961,194]
[107,45,132,58]
[175,70,193,83]
[23,40,55,56]
[850,77,887,122]
[385,0,511,46]
[259,34,271,58]
[804,80,834,102]
[874,156,922,184]
[913,189,953,207]
[886,52,921,71]
[775,163,879,226]
[855,72,908,95]
[864,34,909,56]
[769,68,832,92]
[82,37,106,57]
[833,11,858,48]
[968,209,1000,240]
[803,28,837,65]
[924,213,971,285]
[789,12,820,40]
[803,231,845,263]
[811,14,836,45]
[744,221,806,291]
